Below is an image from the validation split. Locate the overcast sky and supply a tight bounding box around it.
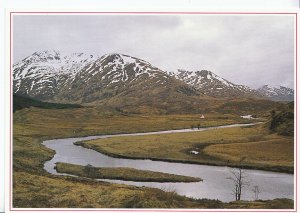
[13,14,295,89]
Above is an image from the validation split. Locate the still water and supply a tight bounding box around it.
[43,123,294,202]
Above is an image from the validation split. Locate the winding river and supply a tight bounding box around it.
[43,123,294,202]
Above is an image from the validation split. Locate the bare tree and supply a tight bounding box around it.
[252,185,261,200]
[228,168,249,201]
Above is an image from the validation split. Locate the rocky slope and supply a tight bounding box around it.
[257,85,294,101]
[13,51,291,113]
[172,69,260,98]
[14,51,203,113]
[13,50,96,100]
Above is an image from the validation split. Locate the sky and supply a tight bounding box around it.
[13,14,295,89]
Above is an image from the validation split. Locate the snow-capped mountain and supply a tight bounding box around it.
[13,51,195,105]
[13,50,293,108]
[72,53,169,87]
[13,50,96,100]
[173,69,258,98]
[57,53,189,103]
[257,85,294,101]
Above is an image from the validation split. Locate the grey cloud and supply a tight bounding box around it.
[13,14,295,89]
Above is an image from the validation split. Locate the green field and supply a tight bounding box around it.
[55,162,202,182]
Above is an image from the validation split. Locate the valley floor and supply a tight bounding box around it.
[12,107,294,209]
[78,124,293,173]
[13,171,293,208]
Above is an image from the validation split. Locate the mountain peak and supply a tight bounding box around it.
[13,51,294,103]
[80,52,165,86]
[257,84,294,101]
[176,69,234,87]
[13,50,97,99]
[98,53,151,67]
[31,50,61,61]
[195,70,212,75]
[174,69,256,98]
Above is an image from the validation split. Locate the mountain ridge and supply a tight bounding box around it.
[13,51,294,111]
[171,69,261,98]
[257,85,294,101]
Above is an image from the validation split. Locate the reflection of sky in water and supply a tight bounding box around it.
[43,124,294,202]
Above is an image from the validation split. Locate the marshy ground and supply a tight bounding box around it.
[13,107,294,208]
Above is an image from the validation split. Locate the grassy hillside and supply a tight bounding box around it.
[217,98,284,116]
[97,94,283,115]
[267,102,294,136]
[13,93,82,112]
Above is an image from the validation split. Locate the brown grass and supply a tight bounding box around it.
[55,162,202,182]
[13,171,293,209]
[80,124,293,173]
[203,138,293,167]
[12,107,293,208]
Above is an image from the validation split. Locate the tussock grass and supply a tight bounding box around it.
[226,199,294,209]
[13,171,293,209]
[203,138,293,170]
[80,124,293,173]
[13,107,293,208]
[14,107,255,136]
[55,162,202,182]
[13,107,252,173]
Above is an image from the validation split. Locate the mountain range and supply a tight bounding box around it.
[13,50,294,114]
[256,85,294,102]
[172,69,260,98]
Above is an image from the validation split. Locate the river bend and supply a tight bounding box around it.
[43,123,294,202]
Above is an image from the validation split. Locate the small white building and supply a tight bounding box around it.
[200,114,205,119]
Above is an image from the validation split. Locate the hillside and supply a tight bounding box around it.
[267,102,294,136]
[173,69,260,98]
[13,51,289,114]
[13,50,96,101]
[13,93,82,112]
[257,85,294,102]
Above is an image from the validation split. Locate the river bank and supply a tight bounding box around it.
[13,108,293,208]
[74,123,293,174]
[43,123,294,202]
